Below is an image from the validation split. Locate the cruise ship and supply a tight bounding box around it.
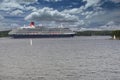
[9,22,75,38]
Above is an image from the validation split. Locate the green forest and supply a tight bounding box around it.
[0,30,10,37]
[112,30,120,39]
[75,31,112,36]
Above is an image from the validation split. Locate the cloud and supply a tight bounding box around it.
[100,21,120,30]
[0,0,119,30]
[0,0,38,11]
[63,6,84,15]
[10,23,20,28]
[0,14,4,20]
[75,20,86,26]
[25,6,37,11]
[0,0,39,29]
[44,0,62,2]
[110,0,120,3]
[10,10,24,16]
[4,0,38,4]
[73,8,119,28]
[62,5,105,27]
[25,7,79,22]
[63,5,103,20]
[0,1,24,11]
[83,0,101,9]
[85,10,105,19]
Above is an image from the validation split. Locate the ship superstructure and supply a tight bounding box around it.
[9,22,75,38]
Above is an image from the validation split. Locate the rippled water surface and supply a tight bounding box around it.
[0,36,120,80]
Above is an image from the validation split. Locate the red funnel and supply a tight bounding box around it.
[30,22,35,27]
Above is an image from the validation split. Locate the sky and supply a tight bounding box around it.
[0,0,120,30]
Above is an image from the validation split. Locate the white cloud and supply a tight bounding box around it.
[10,23,20,28]
[75,20,85,26]
[0,14,4,20]
[44,0,62,2]
[0,0,119,29]
[100,21,120,30]
[63,5,104,20]
[89,9,120,25]
[0,0,38,11]
[85,10,105,19]
[63,7,84,15]
[79,27,102,31]
[110,0,120,3]
[25,7,79,22]
[83,0,101,9]
[62,5,105,27]
[16,0,38,5]
[4,0,38,4]
[0,1,24,11]
[106,21,115,26]
[10,10,24,16]
[25,6,37,11]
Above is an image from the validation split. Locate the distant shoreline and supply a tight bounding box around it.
[0,30,10,37]
[0,30,112,37]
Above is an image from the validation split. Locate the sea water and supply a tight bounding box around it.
[0,36,120,80]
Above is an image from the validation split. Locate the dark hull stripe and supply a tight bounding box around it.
[9,34,75,38]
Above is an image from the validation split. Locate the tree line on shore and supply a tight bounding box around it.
[75,30,112,36]
[0,30,10,37]
[111,30,120,39]
[76,30,120,39]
